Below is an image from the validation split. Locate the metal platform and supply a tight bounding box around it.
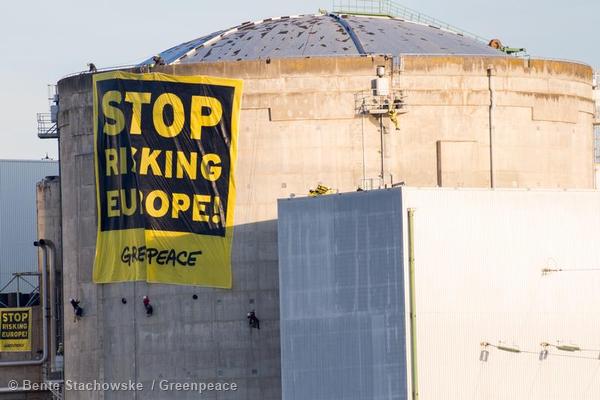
[37,113,58,139]
[355,89,407,115]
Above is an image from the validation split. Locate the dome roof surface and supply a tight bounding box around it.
[143,13,501,65]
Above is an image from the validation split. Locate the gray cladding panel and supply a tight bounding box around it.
[0,160,58,292]
[278,189,407,400]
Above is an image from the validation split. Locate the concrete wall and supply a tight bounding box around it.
[56,54,594,399]
[158,55,594,190]
[36,176,62,378]
[397,57,594,188]
[58,75,280,400]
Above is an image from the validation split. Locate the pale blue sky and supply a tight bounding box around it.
[0,0,597,159]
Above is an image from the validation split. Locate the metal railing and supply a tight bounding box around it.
[332,0,488,43]
[361,177,383,190]
[37,113,58,139]
[355,89,407,115]
[60,64,140,80]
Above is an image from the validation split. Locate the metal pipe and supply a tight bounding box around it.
[379,115,385,181]
[361,113,366,184]
[487,66,495,188]
[407,209,419,400]
[0,240,49,367]
[45,240,59,372]
[327,13,366,55]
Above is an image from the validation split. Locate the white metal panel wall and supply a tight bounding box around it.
[401,187,600,400]
[0,160,58,292]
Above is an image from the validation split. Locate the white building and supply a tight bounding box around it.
[279,187,600,400]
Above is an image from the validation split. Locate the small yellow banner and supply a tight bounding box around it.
[0,308,32,352]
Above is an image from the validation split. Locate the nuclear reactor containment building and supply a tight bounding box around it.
[53,11,595,400]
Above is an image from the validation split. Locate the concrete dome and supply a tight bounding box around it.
[143,13,501,65]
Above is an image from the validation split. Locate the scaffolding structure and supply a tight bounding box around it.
[0,272,40,308]
[37,85,59,139]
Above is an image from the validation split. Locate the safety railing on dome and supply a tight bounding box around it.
[331,0,488,43]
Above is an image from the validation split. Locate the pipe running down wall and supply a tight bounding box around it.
[0,240,49,367]
[407,208,419,400]
[487,66,495,188]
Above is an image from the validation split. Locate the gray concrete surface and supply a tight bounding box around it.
[36,176,63,379]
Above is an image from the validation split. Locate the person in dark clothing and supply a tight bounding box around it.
[247,310,260,330]
[143,296,153,316]
[70,298,83,322]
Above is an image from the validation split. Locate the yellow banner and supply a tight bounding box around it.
[0,308,32,352]
[93,72,242,287]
